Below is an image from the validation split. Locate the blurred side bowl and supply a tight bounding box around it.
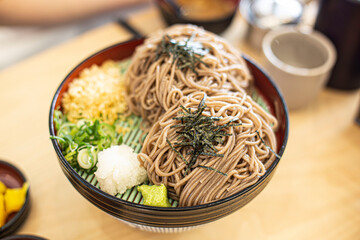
[155,0,240,34]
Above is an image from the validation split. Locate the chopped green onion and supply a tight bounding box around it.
[77,148,97,169]
[50,110,124,172]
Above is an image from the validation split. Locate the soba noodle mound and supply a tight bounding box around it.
[138,92,278,207]
[125,24,251,124]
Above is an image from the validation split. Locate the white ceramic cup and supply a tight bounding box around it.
[262,26,336,110]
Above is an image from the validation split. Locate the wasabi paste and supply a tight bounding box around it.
[137,184,171,207]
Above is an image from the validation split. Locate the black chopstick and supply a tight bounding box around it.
[117,18,144,39]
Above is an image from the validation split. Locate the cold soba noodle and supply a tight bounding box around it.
[125,25,251,124]
[125,24,279,207]
[138,92,277,206]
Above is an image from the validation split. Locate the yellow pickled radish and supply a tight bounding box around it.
[0,194,6,227]
[0,181,6,194]
[4,182,29,215]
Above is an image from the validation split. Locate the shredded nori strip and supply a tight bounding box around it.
[255,130,281,159]
[155,34,209,75]
[166,94,242,176]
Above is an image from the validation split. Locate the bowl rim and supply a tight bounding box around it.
[49,37,289,212]
[0,160,30,238]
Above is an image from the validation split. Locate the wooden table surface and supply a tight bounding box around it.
[0,6,359,240]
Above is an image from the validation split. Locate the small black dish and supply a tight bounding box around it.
[0,160,31,239]
[2,235,47,240]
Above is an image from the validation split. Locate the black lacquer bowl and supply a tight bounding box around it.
[49,38,289,233]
